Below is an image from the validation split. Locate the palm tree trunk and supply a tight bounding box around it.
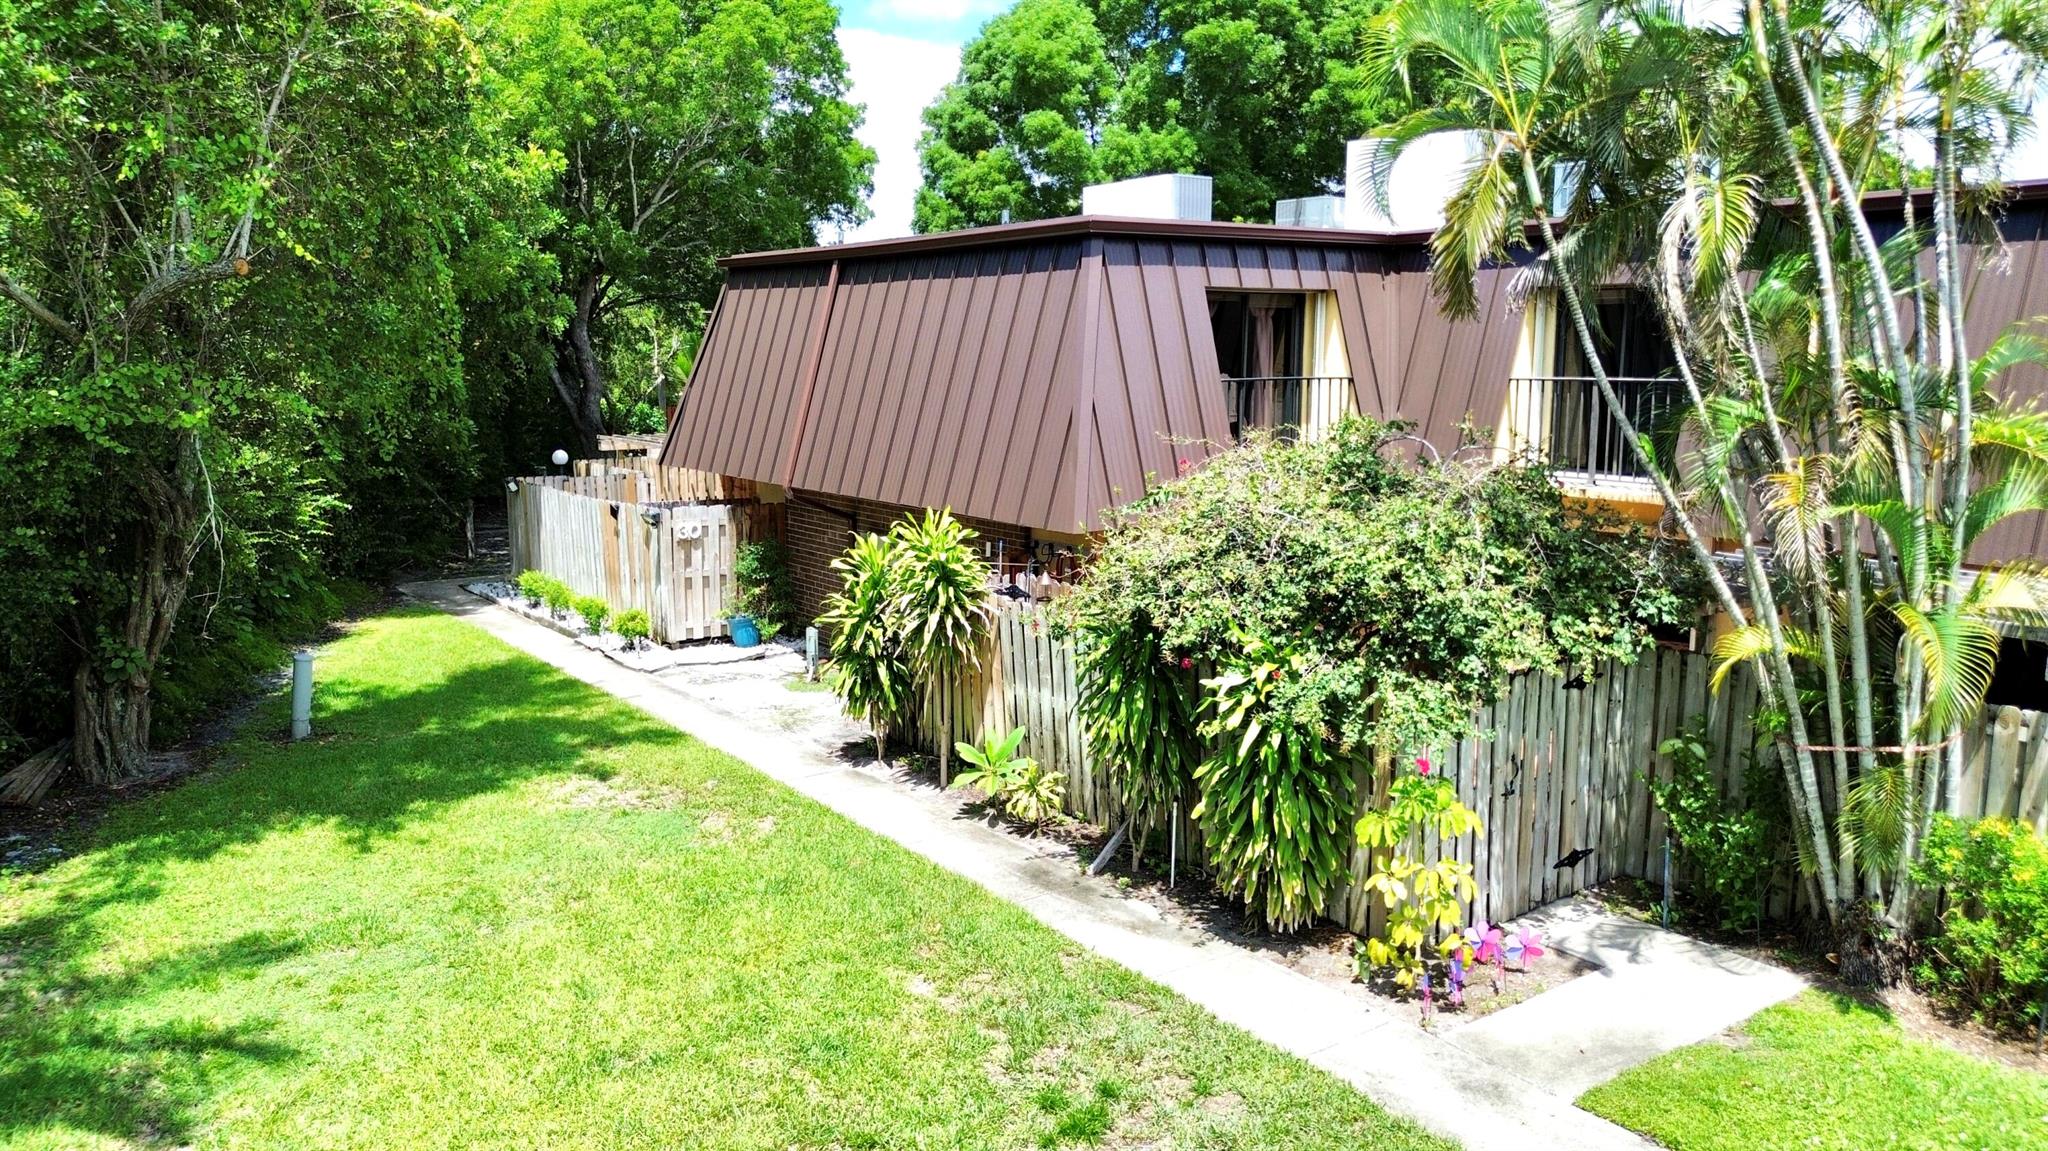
[1521,151,1843,918]
[1766,0,1924,536]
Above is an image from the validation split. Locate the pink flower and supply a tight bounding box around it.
[1177,457,1192,474]
[1179,657,1193,669]
[1416,756,1432,776]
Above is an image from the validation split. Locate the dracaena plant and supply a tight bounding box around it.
[1076,613,1203,862]
[1192,635,1358,934]
[886,508,991,783]
[819,532,912,764]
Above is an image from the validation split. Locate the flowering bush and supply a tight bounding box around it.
[1062,416,1686,935]
[1911,816,2048,1031]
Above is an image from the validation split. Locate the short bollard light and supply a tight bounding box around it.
[291,650,315,741]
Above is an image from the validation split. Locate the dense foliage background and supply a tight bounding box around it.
[0,0,870,771]
[913,0,1404,228]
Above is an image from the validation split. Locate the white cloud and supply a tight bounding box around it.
[830,28,961,243]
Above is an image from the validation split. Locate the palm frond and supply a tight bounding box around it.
[1891,601,2000,735]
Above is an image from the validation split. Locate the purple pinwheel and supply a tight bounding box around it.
[1468,923,1503,965]
[1447,952,1467,1007]
[1504,926,1546,971]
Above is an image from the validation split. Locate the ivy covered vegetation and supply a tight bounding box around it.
[1064,417,1694,931]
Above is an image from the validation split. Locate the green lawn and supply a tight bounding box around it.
[1579,991,2048,1150]
[0,608,1448,1151]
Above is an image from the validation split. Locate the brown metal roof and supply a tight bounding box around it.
[664,188,2048,555]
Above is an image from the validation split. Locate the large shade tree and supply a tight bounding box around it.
[913,0,1398,230]
[1366,0,2048,966]
[0,0,494,782]
[475,0,874,450]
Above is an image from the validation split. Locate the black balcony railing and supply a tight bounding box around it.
[1223,376,1351,442]
[1507,375,1682,483]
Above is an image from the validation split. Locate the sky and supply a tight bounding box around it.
[828,0,1000,242]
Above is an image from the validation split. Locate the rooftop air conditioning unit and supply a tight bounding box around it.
[1275,195,1346,228]
[1079,174,1214,221]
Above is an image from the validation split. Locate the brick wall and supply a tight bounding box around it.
[786,489,1034,627]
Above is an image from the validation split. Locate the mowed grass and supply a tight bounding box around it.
[0,608,1450,1151]
[1579,990,2048,1150]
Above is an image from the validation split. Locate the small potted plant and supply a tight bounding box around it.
[728,612,761,648]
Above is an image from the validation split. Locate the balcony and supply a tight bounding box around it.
[1506,375,1682,486]
[1224,375,1352,443]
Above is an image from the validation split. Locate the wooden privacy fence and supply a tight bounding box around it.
[506,477,774,643]
[910,616,2048,931]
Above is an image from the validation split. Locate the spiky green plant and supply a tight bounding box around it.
[885,508,991,784]
[1076,615,1203,855]
[1192,641,1357,934]
[819,532,912,764]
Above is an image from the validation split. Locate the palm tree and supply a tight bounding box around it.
[1362,0,2048,941]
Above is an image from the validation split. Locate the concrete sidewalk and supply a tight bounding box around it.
[1448,896,1806,1096]
[400,579,1793,1149]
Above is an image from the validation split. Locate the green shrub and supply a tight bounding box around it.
[732,539,796,640]
[540,577,575,619]
[1645,718,1784,933]
[950,725,1068,830]
[1192,636,1357,933]
[516,570,551,606]
[573,595,610,634]
[1911,816,2048,1030]
[613,609,652,648]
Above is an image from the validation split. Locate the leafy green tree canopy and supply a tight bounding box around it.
[475,0,874,447]
[0,0,493,780]
[913,0,1395,230]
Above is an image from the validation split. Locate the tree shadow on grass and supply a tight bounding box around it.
[0,617,690,1144]
[0,930,307,1146]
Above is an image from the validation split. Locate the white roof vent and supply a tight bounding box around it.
[1080,174,1213,221]
[1342,133,1483,231]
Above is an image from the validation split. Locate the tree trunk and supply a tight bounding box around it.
[550,273,608,455]
[71,441,201,784]
[73,665,156,784]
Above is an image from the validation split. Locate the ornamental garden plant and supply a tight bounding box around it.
[1064,417,1690,948]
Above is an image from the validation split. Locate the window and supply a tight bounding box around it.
[1507,289,1681,485]
[1211,292,1307,440]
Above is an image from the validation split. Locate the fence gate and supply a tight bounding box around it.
[506,477,751,644]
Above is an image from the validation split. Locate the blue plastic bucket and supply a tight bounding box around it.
[729,614,761,648]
